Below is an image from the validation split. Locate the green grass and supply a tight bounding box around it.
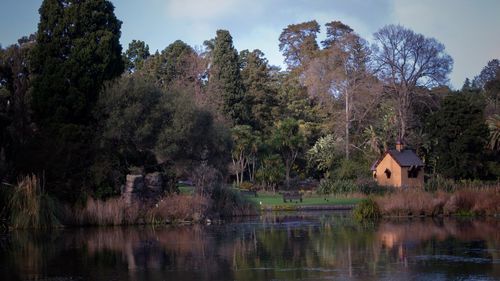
[178,184,194,195]
[244,192,361,207]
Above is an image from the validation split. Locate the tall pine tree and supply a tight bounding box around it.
[208,30,248,125]
[29,0,124,201]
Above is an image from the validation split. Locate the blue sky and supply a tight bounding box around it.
[1,0,500,89]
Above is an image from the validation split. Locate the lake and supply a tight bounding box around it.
[1,212,499,281]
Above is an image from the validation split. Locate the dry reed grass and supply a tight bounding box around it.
[72,197,140,226]
[147,194,211,223]
[376,187,500,217]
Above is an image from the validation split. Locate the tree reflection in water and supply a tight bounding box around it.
[1,213,499,281]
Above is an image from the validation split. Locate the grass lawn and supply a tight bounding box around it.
[244,192,362,207]
[178,184,194,195]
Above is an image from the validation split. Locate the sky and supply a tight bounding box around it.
[1,0,500,89]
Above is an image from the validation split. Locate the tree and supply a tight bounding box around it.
[271,118,306,188]
[426,93,489,179]
[230,125,254,186]
[29,0,124,200]
[240,49,278,131]
[31,0,124,125]
[473,59,500,90]
[279,20,320,71]
[373,24,453,141]
[124,39,150,73]
[307,134,340,179]
[96,75,231,192]
[0,37,35,183]
[208,30,248,125]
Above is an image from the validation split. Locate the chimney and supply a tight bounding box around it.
[396,138,404,152]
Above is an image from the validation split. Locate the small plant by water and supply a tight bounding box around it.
[353,198,381,221]
[7,174,61,229]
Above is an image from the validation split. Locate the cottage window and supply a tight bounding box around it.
[384,168,391,179]
[408,166,419,178]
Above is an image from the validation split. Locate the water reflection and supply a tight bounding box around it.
[1,213,499,281]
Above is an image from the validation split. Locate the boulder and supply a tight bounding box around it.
[145,172,163,192]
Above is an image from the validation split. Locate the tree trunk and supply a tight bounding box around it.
[345,88,350,160]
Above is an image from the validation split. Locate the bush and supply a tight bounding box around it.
[355,178,393,195]
[71,197,140,226]
[317,178,358,195]
[210,185,257,217]
[7,175,61,229]
[353,198,381,221]
[425,175,455,192]
[147,194,210,223]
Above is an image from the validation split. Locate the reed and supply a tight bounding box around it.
[376,187,500,217]
[7,174,61,229]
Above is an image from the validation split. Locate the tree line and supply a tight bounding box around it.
[1,0,499,203]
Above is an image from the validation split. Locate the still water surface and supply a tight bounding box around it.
[1,212,500,281]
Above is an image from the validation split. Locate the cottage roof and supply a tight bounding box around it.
[371,149,424,171]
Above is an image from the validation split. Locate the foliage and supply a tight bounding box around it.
[426,93,489,179]
[97,75,230,173]
[486,114,500,151]
[31,0,124,125]
[307,134,340,177]
[240,49,278,131]
[353,198,381,221]
[28,0,124,201]
[317,178,358,195]
[279,20,320,70]
[270,118,306,188]
[124,39,150,73]
[424,175,455,192]
[255,154,285,191]
[7,175,60,229]
[373,24,453,139]
[210,185,257,217]
[209,30,248,124]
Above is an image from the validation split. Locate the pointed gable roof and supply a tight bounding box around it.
[371,149,424,171]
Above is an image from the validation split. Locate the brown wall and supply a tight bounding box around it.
[400,167,424,188]
[374,154,424,188]
[375,154,402,187]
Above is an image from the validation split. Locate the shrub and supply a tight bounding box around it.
[147,194,210,223]
[317,178,358,195]
[355,178,393,195]
[210,185,257,217]
[239,181,254,190]
[7,175,61,229]
[353,198,381,221]
[72,197,140,226]
[425,175,455,192]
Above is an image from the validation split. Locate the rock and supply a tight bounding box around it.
[125,174,144,193]
[145,172,163,192]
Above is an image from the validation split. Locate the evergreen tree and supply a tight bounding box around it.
[124,39,150,73]
[209,30,248,125]
[426,93,489,179]
[240,49,277,131]
[29,0,124,201]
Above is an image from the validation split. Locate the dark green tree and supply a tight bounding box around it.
[426,93,489,179]
[124,39,150,73]
[95,75,231,193]
[208,30,248,125]
[270,118,306,188]
[240,49,278,131]
[31,0,124,125]
[28,0,124,200]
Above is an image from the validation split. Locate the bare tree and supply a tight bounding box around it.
[372,24,453,140]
